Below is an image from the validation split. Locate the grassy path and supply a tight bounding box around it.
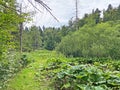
[5,50,57,90]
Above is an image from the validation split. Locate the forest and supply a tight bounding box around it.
[0,0,120,90]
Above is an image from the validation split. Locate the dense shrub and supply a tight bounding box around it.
[0,53,29,89]
[56,21,120,59]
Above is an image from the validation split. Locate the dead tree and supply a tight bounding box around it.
[19,3,23,53]
[75,0,79,20]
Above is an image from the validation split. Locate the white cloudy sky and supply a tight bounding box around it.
[19,0,120,27]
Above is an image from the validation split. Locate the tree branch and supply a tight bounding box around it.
[34,0,59,22]
[28,0,42,13]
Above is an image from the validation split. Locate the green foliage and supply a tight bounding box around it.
[0,0,27,58]
[1,2,120,90]
[0,0,16,60]
[56,21,120,59]
[22,26,62,51]
[22,26,42,51]
[0,0,28,89]
[0,52,30,89]
[39,57,120,90]
[5,50,59,90]
[82,8,101,26]
[20,54,30,68]
[43,27,61,50]
[103,4,120,22]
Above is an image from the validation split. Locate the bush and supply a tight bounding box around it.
[39,58,120,90]
[0,52,29,89]
[56,21,120,59]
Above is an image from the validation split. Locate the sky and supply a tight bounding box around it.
[19,0,120,27]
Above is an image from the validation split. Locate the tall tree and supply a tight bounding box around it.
[103,4,114,21]
[22,26,42,51]
[43,28,61,50]
[0,0,22,60]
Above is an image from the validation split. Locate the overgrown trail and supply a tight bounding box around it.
[5,50,56,90]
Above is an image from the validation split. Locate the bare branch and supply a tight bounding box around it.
[34,0,59,22]
[35,0,52,10]
[27,0,42,13]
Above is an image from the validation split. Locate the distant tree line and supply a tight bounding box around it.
[22,4,120,59]
[56,4,120,59]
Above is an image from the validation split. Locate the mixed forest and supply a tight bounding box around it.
[0,0,120,90]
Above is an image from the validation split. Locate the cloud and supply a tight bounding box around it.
[23,0,120,27]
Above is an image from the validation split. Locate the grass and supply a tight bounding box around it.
[5,50,60,90]
[3,50,120,90]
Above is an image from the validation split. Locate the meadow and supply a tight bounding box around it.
[3,50,120,90]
